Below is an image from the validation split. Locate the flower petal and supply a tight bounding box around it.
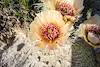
[73,0,84,14]
[41,0,84,15]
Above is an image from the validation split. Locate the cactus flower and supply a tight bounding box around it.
[79,15,100,48]
[41,0,84,22]
[29,10,72,49]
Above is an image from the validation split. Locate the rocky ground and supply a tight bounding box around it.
[0,0,100,67]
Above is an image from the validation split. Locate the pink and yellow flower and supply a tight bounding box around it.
[29,10,72,49]
[41,0,84,18]
[79,15,100,48]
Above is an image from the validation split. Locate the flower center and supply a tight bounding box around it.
[41,23,60,42]
[56,2,75,16]
[86,25,100,35]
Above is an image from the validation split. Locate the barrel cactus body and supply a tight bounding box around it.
[0,31,96,67]
[71,37,96,67]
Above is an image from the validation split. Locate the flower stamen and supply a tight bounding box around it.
[40,23,60,42]
[56,2,75,16]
